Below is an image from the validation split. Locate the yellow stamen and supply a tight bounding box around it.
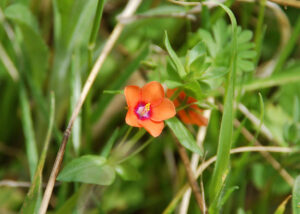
[141,103,151,115]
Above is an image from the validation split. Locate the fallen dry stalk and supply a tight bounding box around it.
[38,1,142,213]
[175,140,205,213]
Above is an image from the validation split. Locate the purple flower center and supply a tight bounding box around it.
[135,102,151,120]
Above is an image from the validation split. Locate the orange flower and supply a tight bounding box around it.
[167,89,208,126]
[125,81,176,137]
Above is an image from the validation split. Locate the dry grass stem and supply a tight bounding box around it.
[179,98,213,214]
[175,139,205,213]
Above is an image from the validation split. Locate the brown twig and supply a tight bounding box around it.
[38,1,142,213]
[175,140,205,213]
[179,98,213,214]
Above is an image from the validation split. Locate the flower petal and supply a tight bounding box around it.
[125,108,141,127]
[178,109,193,124]
[151,98,176,121]
[141,81,164,106]
[124,85,141,108]
[189,110,208,126]
[139,119,164,137]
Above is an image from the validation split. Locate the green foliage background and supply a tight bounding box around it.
[0,0,300,213]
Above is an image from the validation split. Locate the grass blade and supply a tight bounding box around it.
[293,175,300,214]
[70,52,81,154]
[19,83,38,180]
[20,93,55,213]
[209,3,237,204]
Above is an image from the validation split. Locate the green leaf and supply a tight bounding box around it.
[5,4,49,88]
[237,59,254,72]
[166,117,202,155]
[57,155,116,185]
[183,80,204,100]
[198,29,217,57]
[164,31,186,77]
[20,93,55,214]
[70,51,81,154]
[164,80,183,89]
[274,195,291,214]
[237,30,253,43]
[209,2,237,202]
[4,3,38,31]
[293,175,300,214]
[186,42,206,68]
[19,84,38,180]
[51,0,98,111]
[115,162,141,181]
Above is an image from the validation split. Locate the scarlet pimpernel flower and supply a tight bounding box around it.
[167,89,208,126]
[124,81,176,137]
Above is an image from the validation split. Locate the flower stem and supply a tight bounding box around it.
[117,137,154,164]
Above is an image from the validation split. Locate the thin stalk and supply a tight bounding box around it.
[116,126,133,149]
[39,1,142,213]
[117,137,153,164]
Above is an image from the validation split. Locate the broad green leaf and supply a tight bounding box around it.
[166,117,202,155]
[92,45,149,121]
[293,175,300,214]
[57,155,116,185]
[115,162,141,181]
[5,4,49,88]
[274,195,291,214]
[164,31,186,77]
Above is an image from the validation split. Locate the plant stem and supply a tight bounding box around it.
[38,1,142,213]
[117,137,153,164]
